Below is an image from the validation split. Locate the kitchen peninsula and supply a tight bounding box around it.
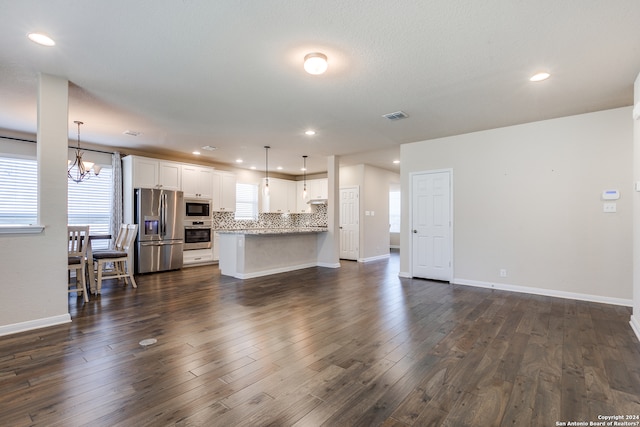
[218,228,328,279]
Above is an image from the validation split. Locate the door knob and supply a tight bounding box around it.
[413,229,417,233]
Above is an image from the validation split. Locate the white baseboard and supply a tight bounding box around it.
[317,262,341,268]
[234,262,319,279]
[0,314,71,337]
[631,315,640,342]
[359,254,390,263]
[389,245,400,249]
[398,271,411,278]
[453,278,633,307]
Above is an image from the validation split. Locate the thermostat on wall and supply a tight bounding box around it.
[602,189,620,200]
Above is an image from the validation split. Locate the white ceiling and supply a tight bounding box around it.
[1,1,640,175]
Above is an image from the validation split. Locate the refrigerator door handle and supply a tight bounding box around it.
[140,240,184,246]
[160,192,167,237]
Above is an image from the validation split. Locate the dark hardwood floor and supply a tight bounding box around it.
[1,253,639,426]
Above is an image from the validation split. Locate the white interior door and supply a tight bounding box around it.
[412,171,452,280]
[340,186,359,260]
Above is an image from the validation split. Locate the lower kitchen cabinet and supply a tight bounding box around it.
[183,248,214,266]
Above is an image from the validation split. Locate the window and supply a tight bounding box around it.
[235,183,258,220]
[68,166,113,250]
[0,156,38,225]
[0,155,113,249]
[389,190,400,233]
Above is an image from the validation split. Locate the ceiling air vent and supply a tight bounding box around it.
[382,111,408,121]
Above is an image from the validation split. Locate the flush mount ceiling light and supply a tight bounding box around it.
[68,121,101,183]
[27,32,55,46]
[530,72,550,82]
[304,52,328,75]
[201,145,217,151]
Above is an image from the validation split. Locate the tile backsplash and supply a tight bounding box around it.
[212,204,327,230]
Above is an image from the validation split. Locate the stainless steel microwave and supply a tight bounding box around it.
[184,199,211,219]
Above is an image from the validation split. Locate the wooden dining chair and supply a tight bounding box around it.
[68,225,90,302]
[92,224,138,294]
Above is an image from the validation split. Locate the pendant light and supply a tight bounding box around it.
[264,145,270,196]
[68,121,101,183]
[302,155,308,198]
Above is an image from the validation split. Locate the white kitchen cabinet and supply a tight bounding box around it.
[212,171,236,211]
[262,178,297,213]
[182,165,214,199]
[308,178,328,200]
[183,248,214,266]
[123,155,182,191]
[296,178,328,212]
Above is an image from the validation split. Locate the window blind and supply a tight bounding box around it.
[235,183,258,220]
[0,155,113,249]
[0,157,38,225]
[68,166,113,250]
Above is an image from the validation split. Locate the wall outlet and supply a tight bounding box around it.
[603,202,617,213]
[499,269,507,277]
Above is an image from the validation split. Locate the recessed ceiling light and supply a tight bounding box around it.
[250,166,256,170]
[192,151,201,155]
[276,166,283,170]
[393,160,400,164]
[236,159,243,163]
[305,130,316,136]
[27,32,55,47]
[304,52,328,75]
[301,167,307,171]
[201,145,216,151]
[530,72,550,82]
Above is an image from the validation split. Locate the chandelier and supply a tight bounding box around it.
[68,121,101,183]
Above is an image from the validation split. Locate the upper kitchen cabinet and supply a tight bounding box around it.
[262,178,297,213]
[296,178,328,212]
[182,165,214,199]
[123,155,182,191]
[212,171,236,211]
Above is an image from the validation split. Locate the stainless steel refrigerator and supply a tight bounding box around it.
[134,188,184,273]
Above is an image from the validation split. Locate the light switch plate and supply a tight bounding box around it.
[603,202,617,213]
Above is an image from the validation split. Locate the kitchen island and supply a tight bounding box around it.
[218,228,328,279]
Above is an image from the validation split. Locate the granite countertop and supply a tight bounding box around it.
[217,227,328,235]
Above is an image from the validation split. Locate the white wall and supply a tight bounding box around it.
[0,74,71,336]
[632,74,640,338]
[340,164,400,261]
[401,107,633,304]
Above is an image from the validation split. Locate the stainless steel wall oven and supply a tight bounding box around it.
[184,220,213,250]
